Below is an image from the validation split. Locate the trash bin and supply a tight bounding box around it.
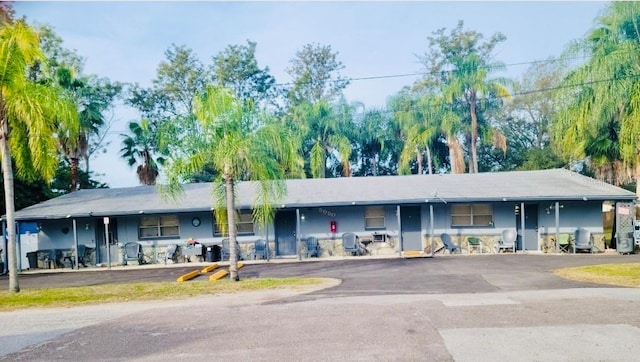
[205,245,221,262]
[212,245,221,262]
[27,251,38,269]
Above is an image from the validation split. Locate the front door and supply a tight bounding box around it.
[95,218,118,264]
[516,204,539,251]
[401,206,422,251]
[275,210,297,256]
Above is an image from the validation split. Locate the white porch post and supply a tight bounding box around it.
[396,205,402,252]
[296,208,301,260]
[429,204,435,257]
[104,217,111,269]
[520,202,525,252]
[72,219,79,270]
[555,201,560,254]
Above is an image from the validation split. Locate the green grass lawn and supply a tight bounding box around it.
[0,277,325,312]
[554,263,640,287]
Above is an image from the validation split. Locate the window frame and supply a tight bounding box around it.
[364,206,386,230]
[450,203,493,227]
[138,215,180,239]
[213,210,255,236]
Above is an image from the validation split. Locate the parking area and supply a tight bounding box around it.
[2,253,638,295]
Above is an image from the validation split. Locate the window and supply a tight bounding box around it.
[451,204,493,226]
[214,210,255,235]
[139,215,179,238]
[365,206,385,229]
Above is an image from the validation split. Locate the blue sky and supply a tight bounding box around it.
[15,1,606,188]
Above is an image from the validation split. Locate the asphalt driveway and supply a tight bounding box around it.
[2,253,637,295]
[3,253,640,361]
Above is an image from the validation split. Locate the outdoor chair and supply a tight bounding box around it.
[440,233,461,254]
[64,244,90,268]
[252,239,268,260]
[77,244,90,267]
[45,249,62,269]
[467,237,483,254]
[342,232,365,256]
[221,239,242,261]
[554,233,572,253]
[122,242,145,265]
[573,228,594,253]
[165,244,180,264]
[495,229,517,253]
[305,237,321,258]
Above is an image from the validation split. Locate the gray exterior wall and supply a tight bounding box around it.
[19,199,608,265]
[297,205,399,240]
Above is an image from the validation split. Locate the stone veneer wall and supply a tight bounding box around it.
[128,231,610,265]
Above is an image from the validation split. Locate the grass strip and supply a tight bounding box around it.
[0,277,323,312]
[554,263,640,287]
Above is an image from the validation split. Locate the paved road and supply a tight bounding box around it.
[1,253,640,361]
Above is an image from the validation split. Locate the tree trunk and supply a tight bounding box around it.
[70,157,79,192]
[225,166,239,281]
[0,115,19,292]
[469,92,479,173]
[84,154,90,181]
[372,153,378,176]
[425,147,433,175]
[448,137,465,174]
[416,149,423,174]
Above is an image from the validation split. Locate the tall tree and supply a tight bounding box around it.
[417,21,510,173]
[490,60,566,171]
[289,99,353,178]
[161,85,303,281]
[127,44,207,121]
[0,19,77,292]
[553,2,640,196]
[286,43,350,106]
[211,40,277,109]
[54,67,120,191]
[351,107,402,176]
[119,119,166,185]
[393,92,446,175]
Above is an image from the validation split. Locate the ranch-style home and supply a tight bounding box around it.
[4,168,638,270]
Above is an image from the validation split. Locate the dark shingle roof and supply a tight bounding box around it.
[13,169,637,220]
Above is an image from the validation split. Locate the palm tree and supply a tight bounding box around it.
[54,67,120,191]
[352,108,400,176]
[553,2,640,197]
[119,119,166,185]
[0,20,77,292]
[394,93,443,175]
[162,85,302,281]
[442,54,510,173]
[290,99,352,178]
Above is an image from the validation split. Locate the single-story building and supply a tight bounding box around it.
[3,168,638,270]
